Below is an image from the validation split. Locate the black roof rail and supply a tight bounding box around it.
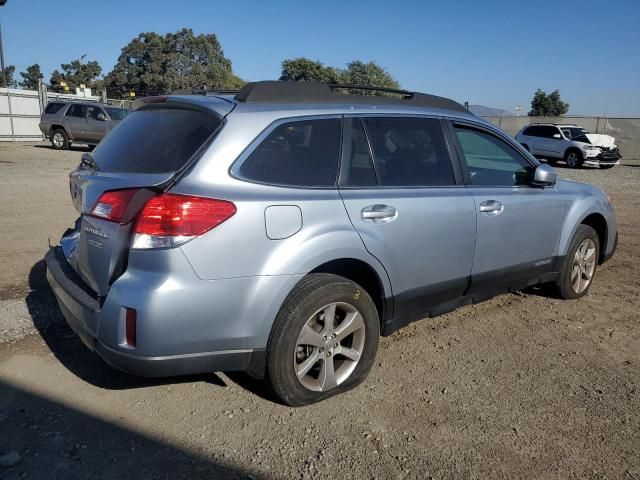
[233,81,468,112]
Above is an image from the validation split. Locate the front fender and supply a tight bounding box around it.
[557,183,616,258]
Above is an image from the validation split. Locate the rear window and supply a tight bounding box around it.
[91,108,220,173]
[238,118,341,187]
[45,102,66,114]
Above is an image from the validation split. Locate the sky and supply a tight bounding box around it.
[1,0,639,116]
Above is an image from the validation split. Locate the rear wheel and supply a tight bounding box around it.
[51,129,69,150]
[266,273,379,406]
[564,149,583,169]
[554,225,599,299]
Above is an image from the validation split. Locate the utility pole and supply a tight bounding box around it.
[0,0,7,88]
[0,22,6,88]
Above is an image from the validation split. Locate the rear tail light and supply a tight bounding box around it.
[90,188,140,223]
[132,193,236,249]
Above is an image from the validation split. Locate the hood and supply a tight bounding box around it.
[585,133,617,149]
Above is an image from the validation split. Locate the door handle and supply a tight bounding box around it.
[479,200,504,216]
[361,204,397,223]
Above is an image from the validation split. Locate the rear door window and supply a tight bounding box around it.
[362,117,455,187]
[45,102,66,114]
[91,107,220,173]
[238,118,341,187]
[341,118,377,187]
[66,104,87,118]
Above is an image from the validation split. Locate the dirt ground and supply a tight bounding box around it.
[0,142,638,480]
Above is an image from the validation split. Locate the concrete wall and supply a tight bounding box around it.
[481,116,640,162]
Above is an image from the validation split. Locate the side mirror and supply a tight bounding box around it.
[552,133,561,139]
[96,113,106,121]
[531,163,557,187]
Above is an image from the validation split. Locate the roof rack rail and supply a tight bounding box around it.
[233,81,467,112]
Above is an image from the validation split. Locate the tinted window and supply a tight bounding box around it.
[541,126,561,138]
[342,118,377,187]
[561,127,590,142]
[455,126,534,186]
[363,117,454,186]
[45,102,66,114]
[87,105,104,120]
[239,118,341,187]
[66,104,87,118]
[104,107,129,121]
[92,108,220,173]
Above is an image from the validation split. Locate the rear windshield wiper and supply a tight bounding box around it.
[80,153,100,171]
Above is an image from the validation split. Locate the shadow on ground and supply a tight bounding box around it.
[32,144,90,152]
[25,258,277,402]
[0,380,260,480]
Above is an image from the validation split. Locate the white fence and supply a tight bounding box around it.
[0,87,101,142]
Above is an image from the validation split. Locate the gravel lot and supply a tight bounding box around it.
[0,142,638,479]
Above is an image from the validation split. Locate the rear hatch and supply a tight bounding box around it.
[63,98,231,297]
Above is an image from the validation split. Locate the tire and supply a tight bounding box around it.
[564,149,583,169]
[600,164,615,169]
[554,225,599,299]
[266,273,379,406]
[50,128,69,150]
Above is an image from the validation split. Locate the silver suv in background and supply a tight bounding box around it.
[515,123,622,169]
[39,101,130,150]
[45,82,617,406]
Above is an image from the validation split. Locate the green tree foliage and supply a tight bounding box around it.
[49,56,102,92]
[280,58,341,83]
[19,63,43,90]
[105,28,241,97]
[0,65,16,88]
[341,60,400,90]
[528,89,569,116]
[279,57,400,92]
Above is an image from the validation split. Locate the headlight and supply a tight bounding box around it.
[584,145,600,151]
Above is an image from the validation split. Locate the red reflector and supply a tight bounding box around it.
[134,193,236,237]
[90,188,139,223]
[125,308,137,347]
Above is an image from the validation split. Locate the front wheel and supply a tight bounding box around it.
[554,225,599,299]
[564,149,583,169]
[266,274,379,406]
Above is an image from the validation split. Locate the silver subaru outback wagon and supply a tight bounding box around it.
[45,81,617,406]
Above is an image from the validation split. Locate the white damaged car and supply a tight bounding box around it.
[515,123,621,169]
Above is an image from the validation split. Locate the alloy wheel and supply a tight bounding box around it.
[567,152,579,168]
[294,302,365,392]
[571,238,597,294]
[53,133,64,148]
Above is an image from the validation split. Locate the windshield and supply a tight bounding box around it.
[104,107,130,121]
[561,127,590,143]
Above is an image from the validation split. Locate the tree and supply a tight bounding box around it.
[19,63,43,90]
[528,89,569,116]
[279,57,400,92]
[49,56,102,92]
[0,65,16,88]
[105,28,240,97]
[280,58,341,83]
